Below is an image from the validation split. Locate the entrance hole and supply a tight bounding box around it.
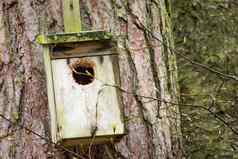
[71,59,95,85]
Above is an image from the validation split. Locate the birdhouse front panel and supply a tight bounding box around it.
[37,31,125,145]
[51,56,124,141]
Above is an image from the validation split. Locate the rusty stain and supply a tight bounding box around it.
[70,58,95,85]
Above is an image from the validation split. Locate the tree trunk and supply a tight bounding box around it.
[0,0,183,159]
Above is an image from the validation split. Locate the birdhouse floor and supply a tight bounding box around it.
[60,134,125,146]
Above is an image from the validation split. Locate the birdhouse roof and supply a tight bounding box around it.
[36,30,112,45]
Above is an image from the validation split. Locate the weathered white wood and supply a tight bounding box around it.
[51,54,124,144]
[43,46,58,143]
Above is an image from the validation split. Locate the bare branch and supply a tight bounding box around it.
[0,114,86,159]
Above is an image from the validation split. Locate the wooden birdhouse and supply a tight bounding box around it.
[37,0,125,146]
[37,31,125,146]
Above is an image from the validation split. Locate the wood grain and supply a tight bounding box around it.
[51,54,124,145]
[50,41,115,59]
[63,0,81,32]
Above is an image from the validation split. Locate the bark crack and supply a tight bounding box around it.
[124,30,154,159]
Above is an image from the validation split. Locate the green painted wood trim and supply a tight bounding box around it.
[36,31,112,45]
[63,0,81,32]
[43,46,59,143]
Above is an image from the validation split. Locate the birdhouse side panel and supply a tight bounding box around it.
[42,47,58,143]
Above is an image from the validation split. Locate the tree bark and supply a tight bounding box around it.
[0,0,183,159]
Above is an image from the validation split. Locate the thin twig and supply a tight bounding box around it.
[88,127,97,159]
[0,114,86,159]
[62,70,238,136]
[121,4,238,82]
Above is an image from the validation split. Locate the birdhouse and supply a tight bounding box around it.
[37,31,125,146]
